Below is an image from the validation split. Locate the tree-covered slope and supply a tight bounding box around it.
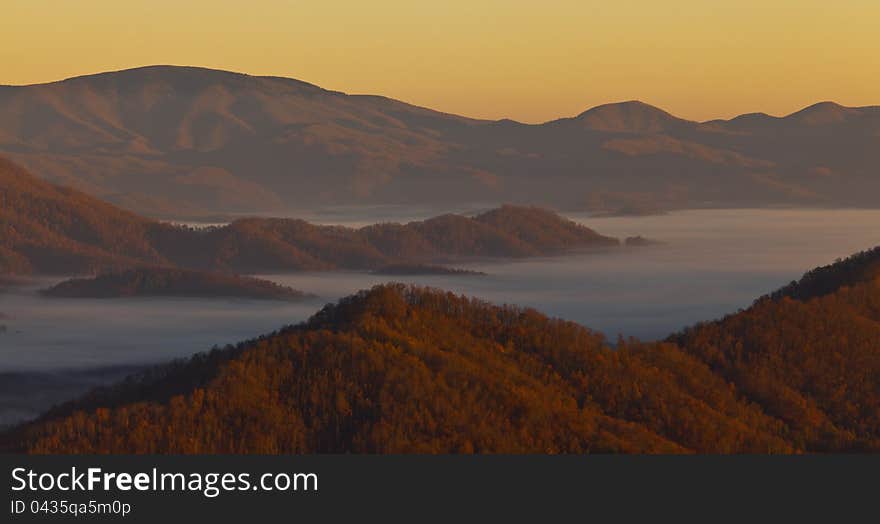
[1,157,620,275]
[6,284,793,454]
[672,249,880,451]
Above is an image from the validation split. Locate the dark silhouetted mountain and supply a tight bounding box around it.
[764,246,880,302]
[0,158,619,275]
[3,66,879,216]
[43,268,314,300]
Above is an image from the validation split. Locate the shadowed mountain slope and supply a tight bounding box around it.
[765,246,880,302]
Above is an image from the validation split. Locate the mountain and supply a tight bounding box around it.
[0,156,165,274]
[5,283,792,454]
[766,246,880,302]
[42,268,314,300]
[0,66,479,215]
[0,157,619,275]
[2,66,879,216]
[564,100,693,134]
[8,245,880,454]
[670,247,880,451]
[783,101,867,126]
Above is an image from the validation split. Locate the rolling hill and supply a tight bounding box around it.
[2,66,879,216]
[0,157,618,275]
[6,245,880,453]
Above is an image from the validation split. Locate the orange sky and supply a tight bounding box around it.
[2,1,878,123]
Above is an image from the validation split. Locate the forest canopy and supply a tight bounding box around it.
[6,244,880,454]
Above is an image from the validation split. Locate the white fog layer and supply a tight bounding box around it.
[1,208,879,425]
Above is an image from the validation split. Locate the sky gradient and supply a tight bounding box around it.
[2,1,877,123]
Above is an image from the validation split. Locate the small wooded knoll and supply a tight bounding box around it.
[43,268,313,300]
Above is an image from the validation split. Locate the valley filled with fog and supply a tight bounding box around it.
[2,207,879,426]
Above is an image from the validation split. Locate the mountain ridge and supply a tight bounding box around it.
[0,157,620,275]
[5,67,877,125]
[3,65,879,215]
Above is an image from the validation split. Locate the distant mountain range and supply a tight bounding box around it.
[0,156,617,275]
[2,66,878,216]
[7,245,880,453]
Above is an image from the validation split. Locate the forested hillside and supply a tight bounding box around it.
[6,284,792,454]
[764,246,880,301]
[671,248,880,451]
[0,156,164,274]
[7,246,880,454]
[0,157,618,275]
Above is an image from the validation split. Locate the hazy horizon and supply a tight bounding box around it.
[3,1,878,123]
[5,64,876,126]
